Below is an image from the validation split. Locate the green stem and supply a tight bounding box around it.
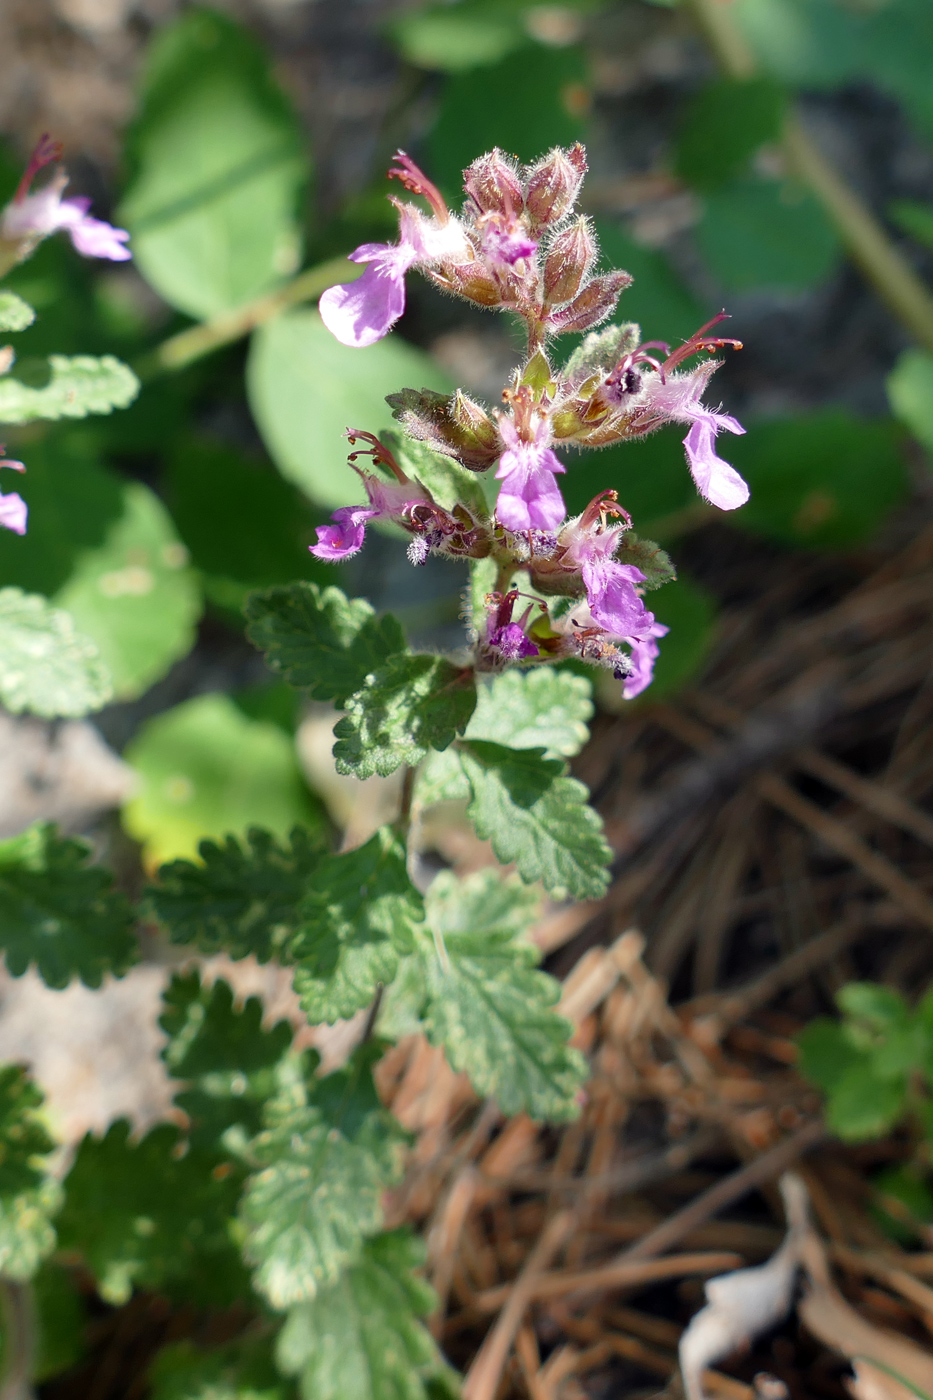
[0,1280,35,1400]
[134,255,359,380]
[683,0,933,357]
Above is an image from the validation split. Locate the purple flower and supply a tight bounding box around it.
[495,414,566,533]
[0,452,27,536]
[1,137,130,263]
[310,505,377,560]
[478,213,538,269]
[623,622,669,700]
[641,361,747,511]
[582,557,650,636]
[320,154,469,348]
[489,621,538,660]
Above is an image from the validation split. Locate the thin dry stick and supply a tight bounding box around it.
[472,1251,744,1312]
[794,747,933,850]
[616,1120,826,1264]
[462,1209,576,1400]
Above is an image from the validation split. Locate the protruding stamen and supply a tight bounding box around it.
[14,133,63,204]
[388,151,449,224]
[662,313,742,374]
[345,428,408,483]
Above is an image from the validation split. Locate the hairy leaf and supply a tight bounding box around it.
[245,583,405,707]
[241,1048,407,1308]
[289,827,423,1024]
[57,1120,248,1307]
[563,323,640,383]
[459,741,612,900]
[151,827,322,963]
[467,668,593,758]
[333,655,476,779]
[161,971,294,1151]
[150,1336,291,1400]
[381,429,489,519]
[0,355,138,423]
[419,871,586,1120]
[0,823,136,989]
[615,533,676,591]
[0,292,36,332]
[0,587,112,719]
[0,1067,60,1279]
[276,1230,446,1400]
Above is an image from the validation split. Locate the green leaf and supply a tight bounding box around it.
[289,827,423,1024]
[276,1230,445,1400]
[245,583,406,707]
[150,1337,291,1400]
[57,1120,248,1306]
[151,826,322,963]
[0,433,124,598]
[55,482,202,700]
[120,8,307,319]
[0,1067,62,1280]
[0,587,112,718]
[427,44,588,202]
[31,1261,88,1382]
[123,694,323,868]
[467,668,593,758]
[731,411,908,549]
[419,870,586,1119]
[0,355,138,423]
[240,1047,408,1308]
[890,199,933,252]
[888,349,933,454]
[390,3,525,71]
[0,823,135,989]
[333,655,477,779]
[613,534,676,590]
[381,430,489,520]
[797,1017,865,1094]
[675,77,786,192]
[459,740,611,899]
[563,323,640,383]
[160,971,294,1152]
[0,292,35,332]
[696,175,840,293]
[825,1067,908,1142]
[247,310,452,512]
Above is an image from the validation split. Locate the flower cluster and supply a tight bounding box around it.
[313,144,747,698]
[0,134,131,270]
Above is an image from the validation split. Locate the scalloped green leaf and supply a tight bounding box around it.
[459,740,612,900]
[245,582,405,707]
[0,292,36,332]
[0,823,136,989]
[289,827,423,1024]
[0,355,138,423]
[0,587,112,718]
[333,656,476,779]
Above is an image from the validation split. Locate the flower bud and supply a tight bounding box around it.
[463,149,524,216]
[433,260,502,307]
[543,217,596,304]
[546,270,632,333]
[523,143,587,231]
[386,387,500,470]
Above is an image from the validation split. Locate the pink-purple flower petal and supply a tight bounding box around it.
[683,417,749,511]
[0,491,27,536]
[310,506,377,560]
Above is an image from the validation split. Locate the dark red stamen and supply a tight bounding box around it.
[14,134,63,204]
[661,313,742,374]
[388,151,448,224]
[345,428,408,483]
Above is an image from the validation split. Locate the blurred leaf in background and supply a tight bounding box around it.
[123,694,322,868]
[247,311,452,511]
[675,77,787,192]
[592,220,709,349]
[120,7,308,319]
[887,350,933,456]
[55,482,202,700]
[731,411,908,550]
[696,175,840,294]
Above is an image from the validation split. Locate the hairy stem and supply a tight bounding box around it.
[683,0,933,357]
[134,255,359,379]
[0,1280,35,1400]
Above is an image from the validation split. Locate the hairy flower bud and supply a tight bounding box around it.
[464,148,524,216]
[386,387,500,470]
[433,259,502,307]
[524,143,587,231]
[543,217,596,304]
[547,270,632,334]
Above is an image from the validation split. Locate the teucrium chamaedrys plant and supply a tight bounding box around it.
[0,141,751,1399]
